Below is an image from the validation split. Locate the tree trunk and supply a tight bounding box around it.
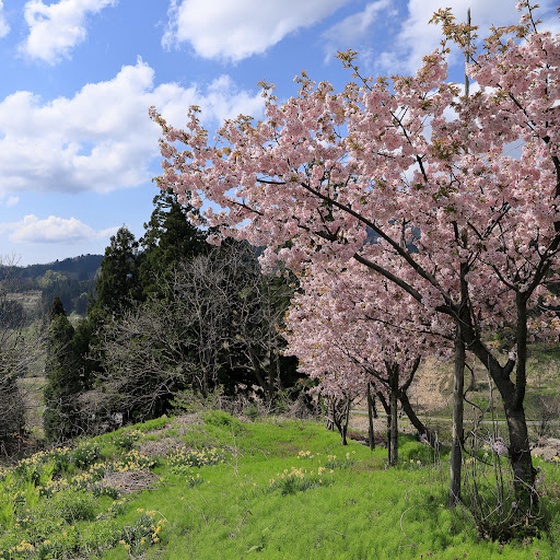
[339,399,349,446]
[398,391,438,448]
[502,293,537,513]
[388,365,399,466]
[505,400,537,513]
[367,383,376,451]
[467,364,476,392]
[389,391,398,466]
[331,397,350,446]
[449,332,465,507]
[463,294,537,515]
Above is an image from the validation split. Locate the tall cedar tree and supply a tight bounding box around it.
[43,297,83,442]
[139,189,208,297]
[82,227,143,417]
[89,226,142,322]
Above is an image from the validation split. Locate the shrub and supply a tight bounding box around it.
[113,429,142,451]
[168,446,225,473]
[268,466,332,496]
[51,490,97,523]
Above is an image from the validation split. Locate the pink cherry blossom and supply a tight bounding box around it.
[151,1,559,509]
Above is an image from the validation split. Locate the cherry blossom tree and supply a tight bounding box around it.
[284,259,444,464]
[151,3,560,514]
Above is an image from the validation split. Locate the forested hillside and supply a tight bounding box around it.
[0,254,102,317]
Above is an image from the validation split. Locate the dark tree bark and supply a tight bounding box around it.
[398,391,438,448]
[367,383,376,451]
[388,363,399,466]
[329,396,351,446]
[449,331,465,507]
[460,295,538,515]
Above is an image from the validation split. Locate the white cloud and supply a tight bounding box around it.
[163,0,350,62]
[395,0,516,72]
[5,196,19,208]
[20,0,116,64]
[0,1,10,37]
[381,0,560,74]
[323,1,392,46]
[321,0,394,61]
[7,214,116,244]
[0,59,264,197]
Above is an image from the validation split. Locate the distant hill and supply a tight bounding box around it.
[6,254,103,282]
[0,255,103,316]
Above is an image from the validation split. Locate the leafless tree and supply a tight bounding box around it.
[0,257,45,454]
[88,241,294,424]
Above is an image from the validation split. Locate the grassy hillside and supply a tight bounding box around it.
[406,343,560,436]
[1,411,559,559]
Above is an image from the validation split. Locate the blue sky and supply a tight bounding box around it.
[0,0,557,266]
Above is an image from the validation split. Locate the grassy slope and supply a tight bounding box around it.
[2,412,560,559]
[407,343,560,433]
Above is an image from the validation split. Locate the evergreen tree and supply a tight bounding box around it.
[49,294,66,320]
[139,189,208,296]
[79,229,141,433]
[89,226,141,321]
[43,297,84,442]
[72,317,98,393]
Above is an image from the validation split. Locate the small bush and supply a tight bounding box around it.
[168,446,225,473]
[268,466,333,496]
[462,453,543,542]
[50,446,72,475]
[113,429,142,451]
[52,490,97,523]
[324,451,355,470]
[112,450,156,472]
[244,404,260,421]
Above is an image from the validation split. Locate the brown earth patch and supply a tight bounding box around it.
[138,436,184,458]
[532,438,560,462]
[98,469,159,495]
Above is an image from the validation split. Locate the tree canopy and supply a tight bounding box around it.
[151,3,560,513]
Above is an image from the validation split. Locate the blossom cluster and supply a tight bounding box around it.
[151,1,559,494]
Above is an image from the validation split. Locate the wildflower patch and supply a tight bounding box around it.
[168,446,226,474]
[119,509,167,556]
[268,465,333,496]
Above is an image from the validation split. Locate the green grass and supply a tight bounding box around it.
[0,413,559,559]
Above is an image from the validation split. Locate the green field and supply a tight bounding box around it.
[0,411,559,559]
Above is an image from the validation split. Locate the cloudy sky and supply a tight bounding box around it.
[0,0,557,265]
